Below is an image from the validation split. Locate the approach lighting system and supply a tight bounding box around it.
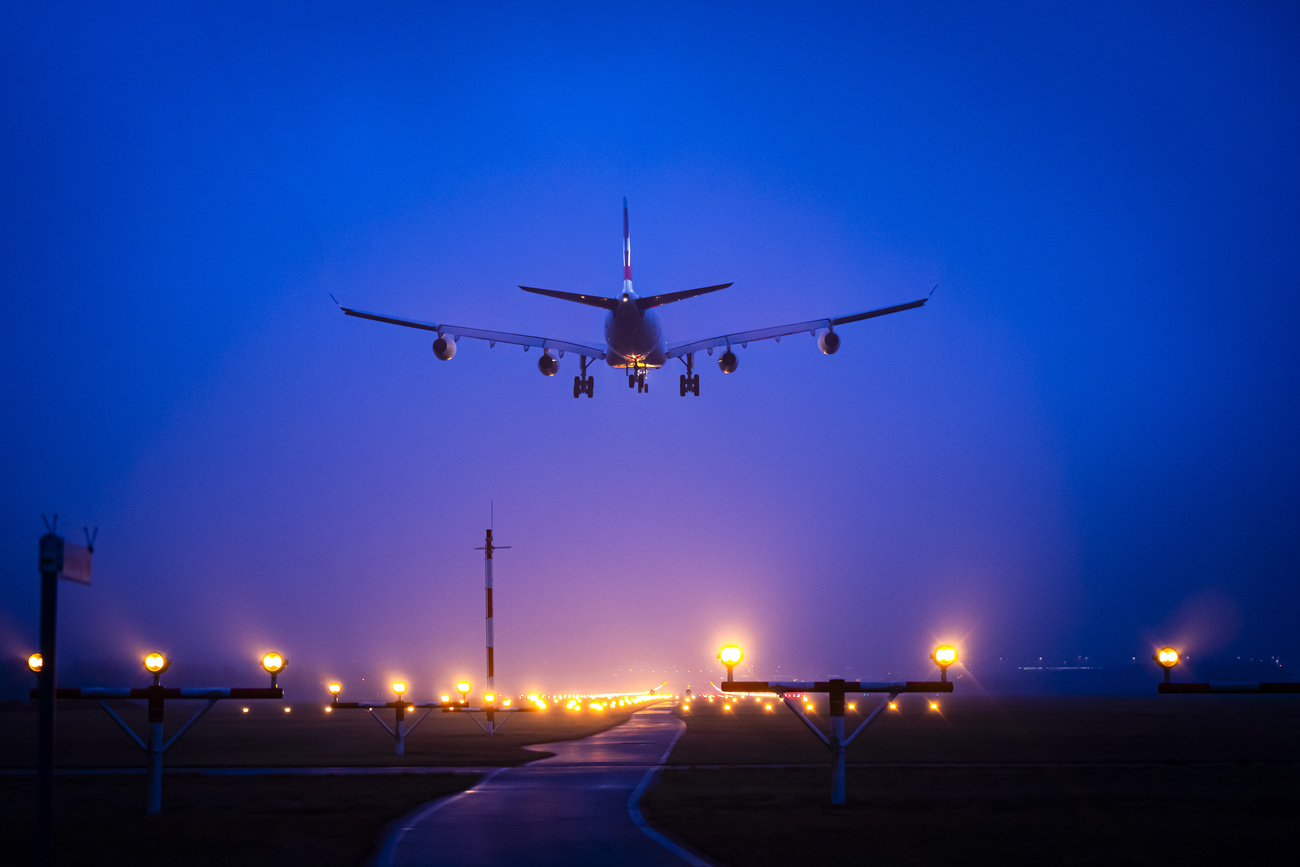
[328,683,342,703]
[456,681,471,702]
[392,682,407,696]
[484,693,496,704]
[1153,647,1180,684]
[143,652,170,685]
[718,644,744,682]
[261,652,286,687]
[28,653,42,673]
[931,645,958,682]
[440,693,451,703]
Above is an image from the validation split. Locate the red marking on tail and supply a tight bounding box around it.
[623,197,632,281]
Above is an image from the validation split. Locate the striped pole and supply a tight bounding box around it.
[475,529,509,734]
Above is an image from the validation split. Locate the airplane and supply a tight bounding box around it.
[336,198,931,397]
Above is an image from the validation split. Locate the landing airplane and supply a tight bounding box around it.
[337,199,930,397]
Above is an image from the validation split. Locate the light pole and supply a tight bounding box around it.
[1153,647,1179,685]
[931,645,958,683]
[261,652,285,688]
[718,645,743,682]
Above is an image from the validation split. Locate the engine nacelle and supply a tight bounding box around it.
[818,330,841,355]
[538,351,559,376]
[432,336,457,360]
[718,350,738,374]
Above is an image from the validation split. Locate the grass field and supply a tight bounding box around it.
[0,700,634,865]
[640,694,1300,866]
[0,772,478,866]
[0,700,632,768]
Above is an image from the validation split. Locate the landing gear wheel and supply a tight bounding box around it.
[586,376,594,397]
[628,373,636,388]
[691,374,700,396]
[679,374,687,397]
[573,376,582,398]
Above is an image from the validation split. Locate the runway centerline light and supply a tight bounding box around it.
[931,645,958,682]
[28,653,42,673]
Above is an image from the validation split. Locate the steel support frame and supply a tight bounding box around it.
[723,678,953,805]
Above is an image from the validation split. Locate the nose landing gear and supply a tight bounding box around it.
[628,362,649,393]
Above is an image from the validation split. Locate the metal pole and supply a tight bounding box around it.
[36,532,61,866]
[395,704,406,757]
[829,679,846,805]
[485,529,494,735]
[148,721,163,815]
[147,687,165,815]
[475,528,507,736]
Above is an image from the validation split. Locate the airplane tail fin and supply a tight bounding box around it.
[623,196,632,289]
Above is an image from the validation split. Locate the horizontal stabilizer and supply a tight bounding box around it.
[519,286,619,310]
[636,283,732,310]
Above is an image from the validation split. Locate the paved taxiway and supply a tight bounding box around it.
[376,704,708,866]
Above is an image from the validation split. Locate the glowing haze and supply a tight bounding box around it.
[2,4,1297,699]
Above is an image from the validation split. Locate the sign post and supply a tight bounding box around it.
[35,515,94,867]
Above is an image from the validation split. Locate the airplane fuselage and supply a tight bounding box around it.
[604,286,667,368]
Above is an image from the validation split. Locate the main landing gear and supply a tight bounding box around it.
[679,353,700,397]
[572,356,594,398]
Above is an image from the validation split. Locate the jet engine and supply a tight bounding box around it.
[818,330,840,355]
[432,336,457,360]
[718,350,738,374]
[538,351,559,376]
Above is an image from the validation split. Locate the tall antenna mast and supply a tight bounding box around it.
[474,525,510,734]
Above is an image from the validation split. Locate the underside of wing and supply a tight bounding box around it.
[339,306,606,359]
[665,296,927,359]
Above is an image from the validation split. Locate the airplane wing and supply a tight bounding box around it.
[339,305,607,359]
[665,295,929,359]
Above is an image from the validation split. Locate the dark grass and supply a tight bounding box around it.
[642,694,1300,866]
[0,701,633,768]
[0,772,477,866]
[642,763,1298,866]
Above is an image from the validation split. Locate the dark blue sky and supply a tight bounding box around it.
[3,2,1297,698]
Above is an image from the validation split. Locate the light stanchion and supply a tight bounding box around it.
[31,652,283,814]
[1152,646,1300,694]
[717,643,956,804]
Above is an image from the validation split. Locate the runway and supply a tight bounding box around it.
[376,704,709,866]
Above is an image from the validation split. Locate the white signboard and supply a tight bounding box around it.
[59,541,92,585]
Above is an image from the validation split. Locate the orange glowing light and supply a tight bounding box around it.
[718,644,743,667]
[1155,647,1180,668]
[27,653,42,672]
[143,652,169,673]
[261,653,286,674]
[392,682,407,695]
[929,701,939,711]
[456,681,471,694]
[327,683,342,695]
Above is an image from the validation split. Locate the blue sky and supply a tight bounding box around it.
[3,2,1297,698]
